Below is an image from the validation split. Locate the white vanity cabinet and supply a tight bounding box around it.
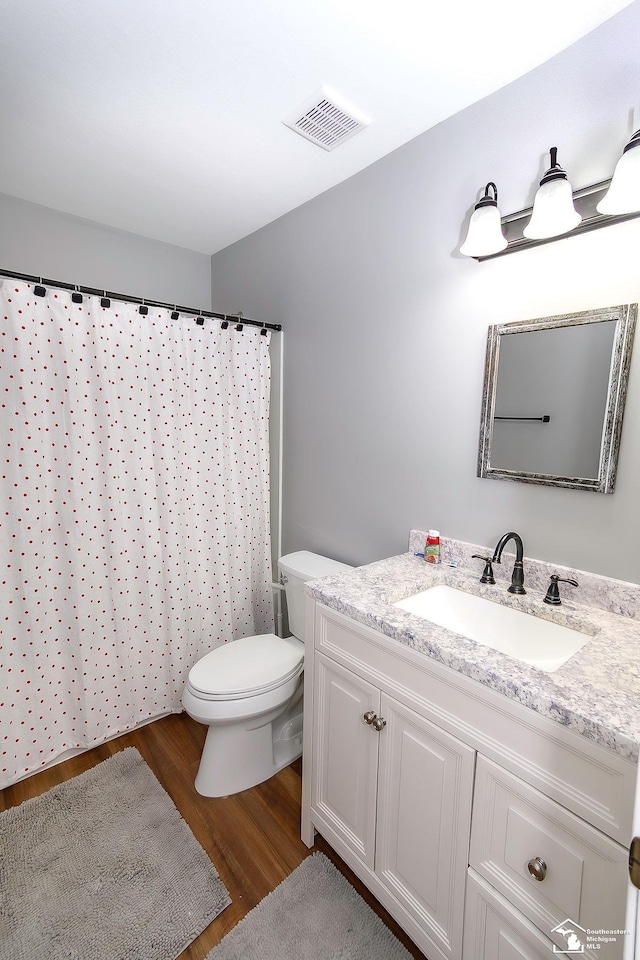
[301,601,637,960]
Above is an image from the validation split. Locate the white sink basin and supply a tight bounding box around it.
[394,584,591,673]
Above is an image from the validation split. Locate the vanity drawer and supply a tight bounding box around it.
[469,757,628,956]
[464,870,556,960]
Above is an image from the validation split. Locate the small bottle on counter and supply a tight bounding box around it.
[425,530,441,564]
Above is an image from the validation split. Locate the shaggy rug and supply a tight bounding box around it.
[0,747,230,960]
[206,852,412,960]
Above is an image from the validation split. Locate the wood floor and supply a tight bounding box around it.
[0,712,428,960]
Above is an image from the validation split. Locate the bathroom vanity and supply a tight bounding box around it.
[300,537,640,960]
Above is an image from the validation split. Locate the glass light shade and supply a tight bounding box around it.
[460,199,507,257]
[523,176,581,239]
[596,135,640,215]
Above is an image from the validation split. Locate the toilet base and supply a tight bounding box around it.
[193,691,303,798]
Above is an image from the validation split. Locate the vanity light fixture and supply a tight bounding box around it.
[522,147,581,239]
[460,122,640,261]
[459,182,507,258]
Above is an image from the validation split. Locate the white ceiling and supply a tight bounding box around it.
[0,0,634,255]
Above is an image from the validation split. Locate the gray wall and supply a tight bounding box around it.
[0,192,212,308]
[210,3,640,583]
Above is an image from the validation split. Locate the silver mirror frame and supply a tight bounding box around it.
[478,303,637,494]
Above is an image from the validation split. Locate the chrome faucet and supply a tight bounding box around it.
[492,531,526,595]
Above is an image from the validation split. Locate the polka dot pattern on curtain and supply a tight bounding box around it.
[0,280,274,787]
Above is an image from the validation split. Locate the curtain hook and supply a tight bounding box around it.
[72,284,83,304]
[139,298,148,315]
[171,305,179,320]
[34,278,47,297]
[235,310,244,332]
[101,290,111,308]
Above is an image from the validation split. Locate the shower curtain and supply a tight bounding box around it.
[0,279,274,788]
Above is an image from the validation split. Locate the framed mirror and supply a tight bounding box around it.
[478,303,637,493]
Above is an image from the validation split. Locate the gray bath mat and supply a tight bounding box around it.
[206,852,412,960]
[0,747,230,960]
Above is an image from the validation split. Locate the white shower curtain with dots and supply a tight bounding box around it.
[0,279,274,787]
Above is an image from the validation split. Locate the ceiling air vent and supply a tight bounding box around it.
[283,87,371,151]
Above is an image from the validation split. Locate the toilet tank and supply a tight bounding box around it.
[278,551,353,642]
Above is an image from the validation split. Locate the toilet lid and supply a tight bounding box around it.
[187,634,304,699]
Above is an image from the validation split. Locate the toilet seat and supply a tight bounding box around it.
[187,634,304,701]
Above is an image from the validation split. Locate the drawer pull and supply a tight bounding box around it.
[527,857,547,881]
[363,711,377,724]
[372,716,387,732]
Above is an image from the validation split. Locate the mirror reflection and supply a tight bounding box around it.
[478,304,637,493]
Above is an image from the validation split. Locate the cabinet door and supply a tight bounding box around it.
[375,693,475,960]
[311,653,380,867]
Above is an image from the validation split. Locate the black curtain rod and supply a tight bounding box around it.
[0,268,282,332]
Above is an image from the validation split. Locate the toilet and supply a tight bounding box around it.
[182,551,353,797]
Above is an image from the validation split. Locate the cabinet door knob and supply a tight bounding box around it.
[363,711,377,724]
[372,716,387,732]
[629,837,640,889]
[527,857,547,881]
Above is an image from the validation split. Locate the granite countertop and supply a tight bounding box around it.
[304,552,640,763]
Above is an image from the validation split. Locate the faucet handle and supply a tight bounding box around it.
[472,554,496,585]
[544,574,579,606]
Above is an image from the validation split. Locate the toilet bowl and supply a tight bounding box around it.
[182,551,353,797]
